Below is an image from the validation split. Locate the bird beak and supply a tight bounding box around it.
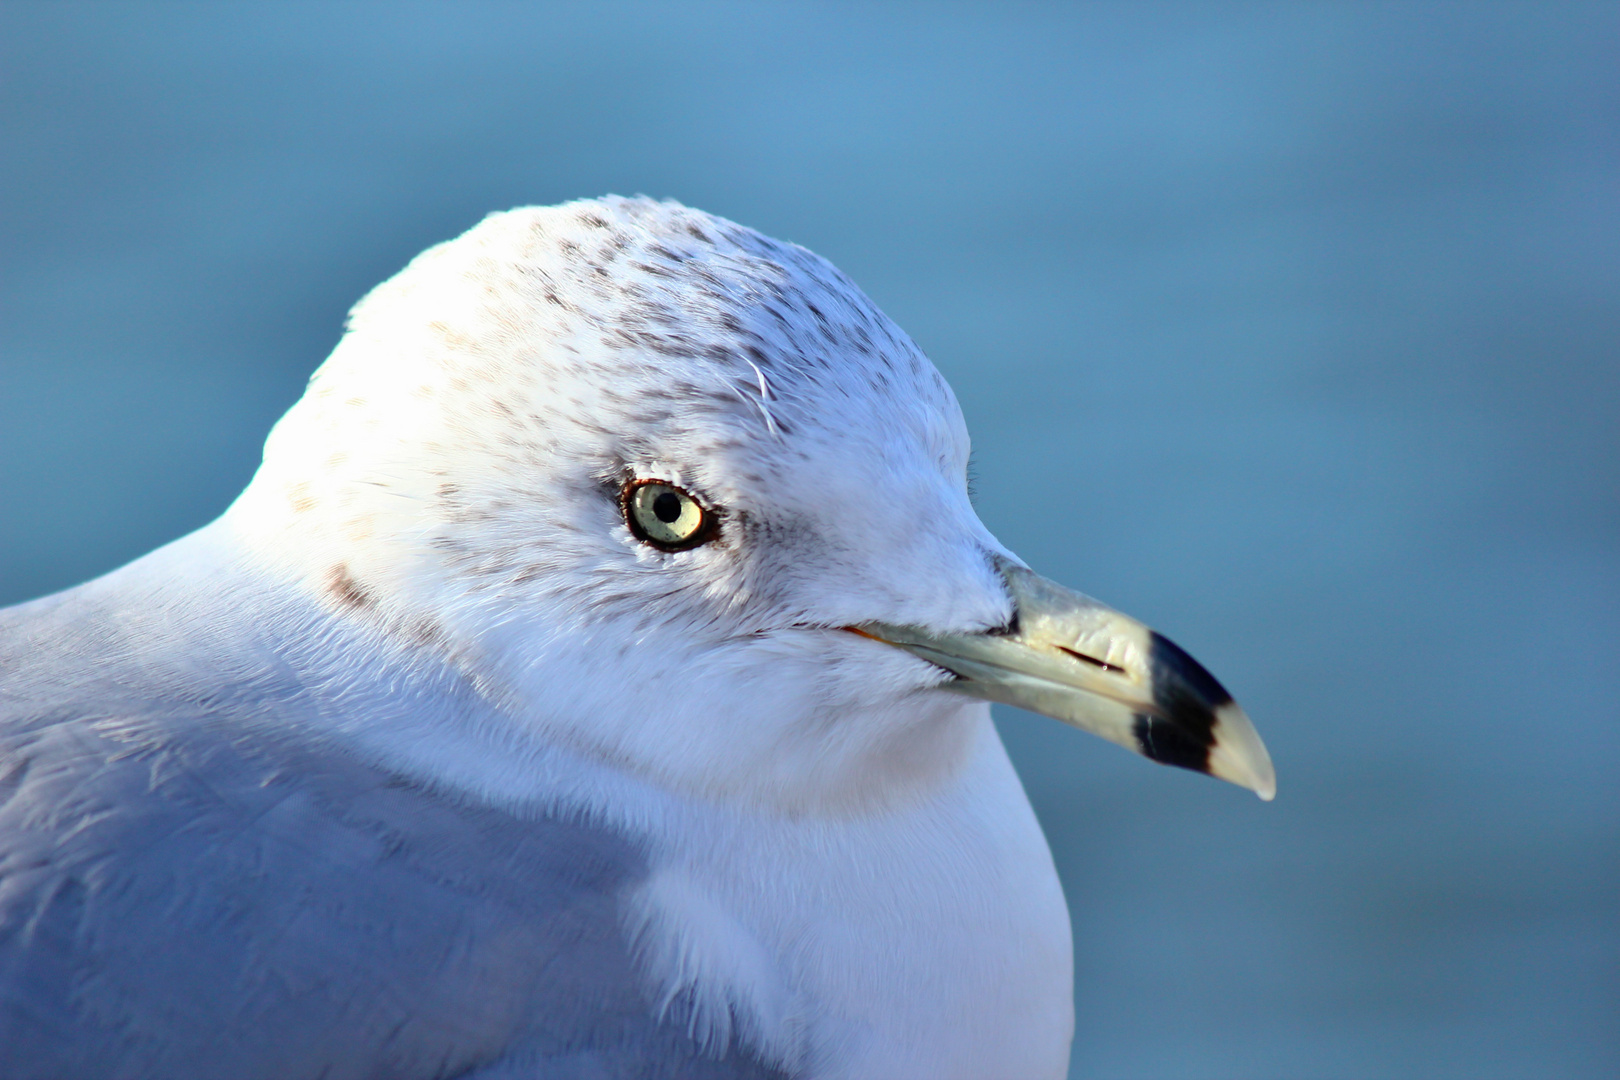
[854,560,1276,800]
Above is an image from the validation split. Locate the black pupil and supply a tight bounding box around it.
[652,491,684,524]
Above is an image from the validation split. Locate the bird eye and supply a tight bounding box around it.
[622,480,715,550]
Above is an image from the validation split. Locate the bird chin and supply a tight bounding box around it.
[664,683,994,818]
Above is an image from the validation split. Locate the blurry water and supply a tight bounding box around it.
[2,3,1616,1077]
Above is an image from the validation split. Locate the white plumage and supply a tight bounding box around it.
[0,196,1271,1079]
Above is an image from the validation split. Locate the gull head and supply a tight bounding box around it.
[229,197,1274,814]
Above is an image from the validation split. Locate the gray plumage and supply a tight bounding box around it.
[0,534,785,1079]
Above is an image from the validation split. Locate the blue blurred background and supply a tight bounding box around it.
[2,3,1615,1076]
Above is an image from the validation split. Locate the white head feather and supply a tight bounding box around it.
[228,196,1017,814]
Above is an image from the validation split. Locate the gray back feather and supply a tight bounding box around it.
[0,550,790,1080]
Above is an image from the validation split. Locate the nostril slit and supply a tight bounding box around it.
[1057,645,1125,674]
[988,610,1020,637]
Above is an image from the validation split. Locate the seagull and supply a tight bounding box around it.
[0,197,1273,1079]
